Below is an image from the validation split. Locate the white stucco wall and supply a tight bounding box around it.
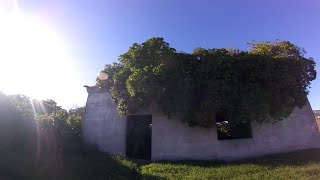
[152,101,320,161]
[82,86,126,155]
[83,87,320,161]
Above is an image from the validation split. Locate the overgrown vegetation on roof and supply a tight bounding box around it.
[98,38,316,127]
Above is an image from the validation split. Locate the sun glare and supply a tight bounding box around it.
[0,4,83,107]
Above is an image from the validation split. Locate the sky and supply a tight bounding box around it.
[0,0,319,109]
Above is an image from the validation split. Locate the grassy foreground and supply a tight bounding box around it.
[1,144,320,180]
[142,148,320,180]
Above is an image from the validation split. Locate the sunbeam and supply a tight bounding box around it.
[27,97,41,163]
[0,0,83,108]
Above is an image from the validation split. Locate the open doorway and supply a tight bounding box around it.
[126,115,152,160]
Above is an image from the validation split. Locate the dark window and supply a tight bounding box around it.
[216,114,252,140]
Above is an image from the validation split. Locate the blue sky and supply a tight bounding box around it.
[14,0,320,109]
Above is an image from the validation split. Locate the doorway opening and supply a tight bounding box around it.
[126,115,152,160]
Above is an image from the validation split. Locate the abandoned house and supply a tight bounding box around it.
[83,86,320,161]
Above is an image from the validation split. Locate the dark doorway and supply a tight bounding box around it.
[126,115,152,160]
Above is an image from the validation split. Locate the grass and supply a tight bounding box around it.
[1,141,320,180]
[0,140,141,180]
[142,149,320,179]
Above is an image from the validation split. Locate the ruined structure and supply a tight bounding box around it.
[83,86,320,161]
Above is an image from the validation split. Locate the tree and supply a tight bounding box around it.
[35,106,84,138]
[0,93,37,152]
[247,40,306,58]
[97,38,316,128]
[66,106,85,137]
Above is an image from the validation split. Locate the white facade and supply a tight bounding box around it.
[82,86,126,155]
[83,86,320,161]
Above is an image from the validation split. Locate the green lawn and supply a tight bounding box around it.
[142,149,320,180]
[1,142,320,180]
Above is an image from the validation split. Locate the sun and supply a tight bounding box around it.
[0,8,82,107]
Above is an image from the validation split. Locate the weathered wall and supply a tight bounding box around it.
[152,101,320,161]
[83,88,320,161]
[83,86,126,155]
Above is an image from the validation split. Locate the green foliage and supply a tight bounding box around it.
[67,107,84,136]
[247,40,306,58]
[97,38,316,127]
[0,93,38,153]
[8,94,35,120]
[35,106,84,138]
[0,92,84,155]
[97,62,124,90]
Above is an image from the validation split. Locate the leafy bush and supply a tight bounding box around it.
[35,107,84,138]
[0,92,84,154]
[0,93,37,152]
[97,38,316,127]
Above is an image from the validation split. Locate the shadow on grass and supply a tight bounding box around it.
[0,141,143,180]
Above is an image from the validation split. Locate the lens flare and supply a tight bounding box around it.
[98,72,108,80]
